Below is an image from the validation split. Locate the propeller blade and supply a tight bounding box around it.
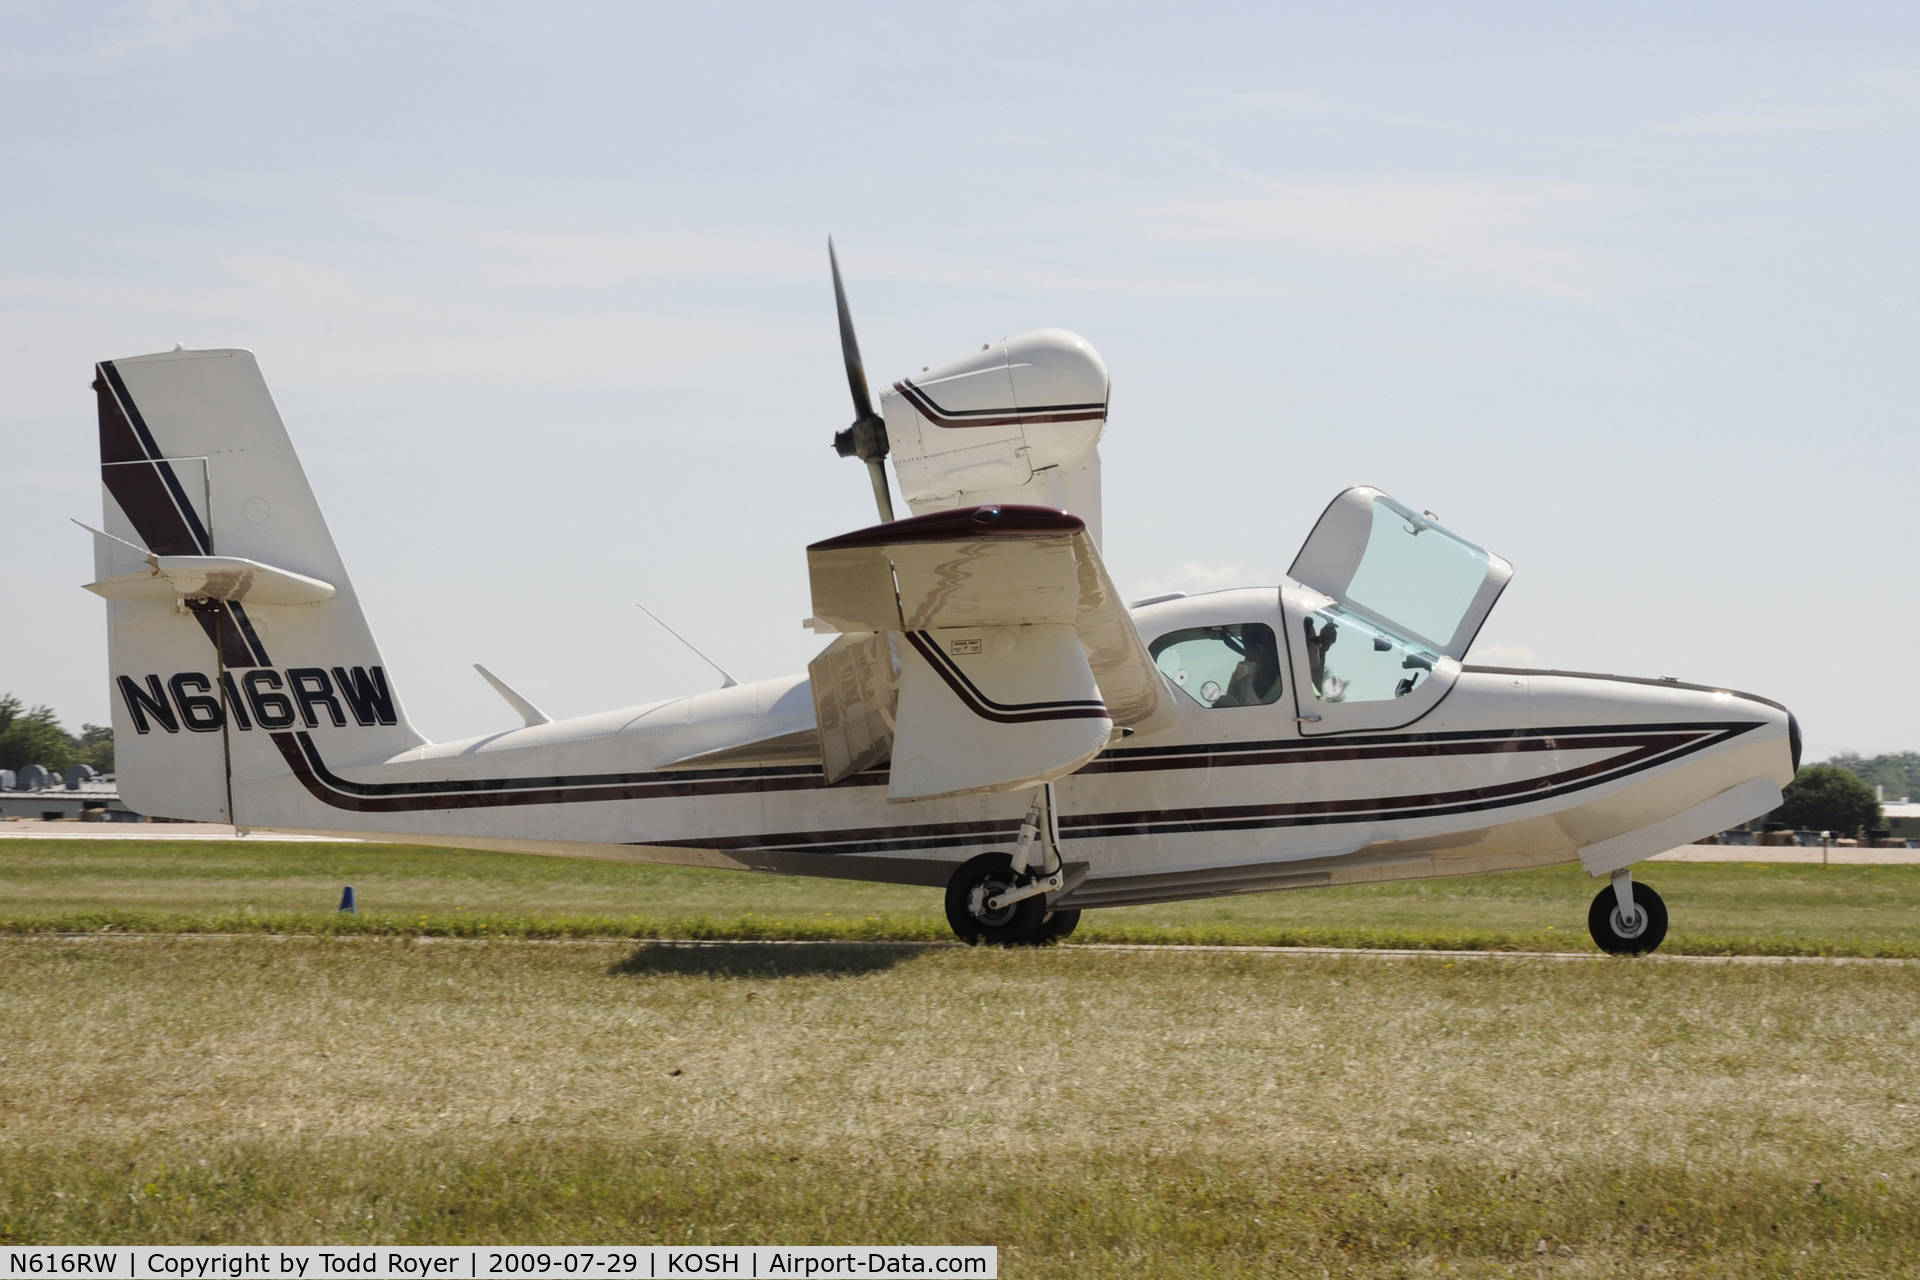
[864,458,893,524]
[827,238,895,523]
[829,237,876,423]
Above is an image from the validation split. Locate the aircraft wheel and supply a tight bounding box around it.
[945,852,1048,946]
[1588,880,1669,955]
[1041,908,1081,942]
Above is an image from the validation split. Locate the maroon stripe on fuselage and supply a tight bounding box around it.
[1076,729,1694,776]
[712,726,1745,853]
[266,721,1754,864]
[1060,729,1712,833]
[269,731,876,813]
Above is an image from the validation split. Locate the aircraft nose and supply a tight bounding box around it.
[1787,711,1803,773]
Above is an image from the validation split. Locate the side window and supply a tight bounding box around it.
[1150,624,1284,709]
[1300,604,1439,704]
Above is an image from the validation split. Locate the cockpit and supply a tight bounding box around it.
[1139,487,1512,734]
[1292,493,1498,707]
[1151,623,1285,709]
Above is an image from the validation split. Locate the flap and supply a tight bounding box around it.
[889,624,1111,800]
[84,555,337,605]
[806,505,1170,729]
[808,631,898,785]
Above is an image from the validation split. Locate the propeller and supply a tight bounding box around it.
[828,238,896,523]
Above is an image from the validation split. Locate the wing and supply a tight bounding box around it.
[806,505,1173,800]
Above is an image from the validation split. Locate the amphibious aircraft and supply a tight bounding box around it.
[81,245,1798,953]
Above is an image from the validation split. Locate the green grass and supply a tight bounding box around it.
[4,838,1920,954]
[2,936,1917,1275]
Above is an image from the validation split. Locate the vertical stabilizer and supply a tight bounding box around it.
[91,349,424,824]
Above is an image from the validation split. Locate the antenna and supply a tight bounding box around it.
[636,603,740,689]
[72,518,156,564]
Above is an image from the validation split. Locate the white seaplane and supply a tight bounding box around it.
[81,245,1798,953]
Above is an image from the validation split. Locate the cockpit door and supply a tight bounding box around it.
[1281,487,1512,736]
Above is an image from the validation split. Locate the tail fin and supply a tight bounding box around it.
[89,348,423,824]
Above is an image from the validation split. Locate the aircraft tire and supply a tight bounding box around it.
[945,852,1049,946]
[1587,881,1669,955]
[1041,908,1081,942]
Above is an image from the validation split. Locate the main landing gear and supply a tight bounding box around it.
[1588,867,1669,955]
[945,789,1080,946]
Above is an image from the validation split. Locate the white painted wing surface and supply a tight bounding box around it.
[805,505,1172,801]
[805,504,1170,729]
[889,623,1109,801]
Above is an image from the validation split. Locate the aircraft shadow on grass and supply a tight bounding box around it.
[609,940,941,980]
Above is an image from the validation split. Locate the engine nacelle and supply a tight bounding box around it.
[881,329,1109,545]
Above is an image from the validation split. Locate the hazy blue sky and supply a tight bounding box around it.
[3,2,1916,760]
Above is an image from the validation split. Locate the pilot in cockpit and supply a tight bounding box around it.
[1212,624,1284,708]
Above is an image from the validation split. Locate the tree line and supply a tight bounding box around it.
[1825,752,1920,803]
[1767,753,1918,835]
[0,695,115,776]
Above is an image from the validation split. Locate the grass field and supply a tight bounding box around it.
[4,838,1920,955]
[1,935,1916,1275]
[4,840,1919,1272]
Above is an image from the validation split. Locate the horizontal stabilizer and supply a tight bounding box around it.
[84,554,337,605]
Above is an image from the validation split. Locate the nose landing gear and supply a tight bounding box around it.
[1588,868,1669,955]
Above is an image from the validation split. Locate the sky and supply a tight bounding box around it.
[2,1,1916,760]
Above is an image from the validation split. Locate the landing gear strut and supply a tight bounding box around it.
[1587,868,1669,955]
[945,788,1075,946]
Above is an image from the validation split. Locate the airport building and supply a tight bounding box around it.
[0,765,140,822]
[1882,800,1920,843]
